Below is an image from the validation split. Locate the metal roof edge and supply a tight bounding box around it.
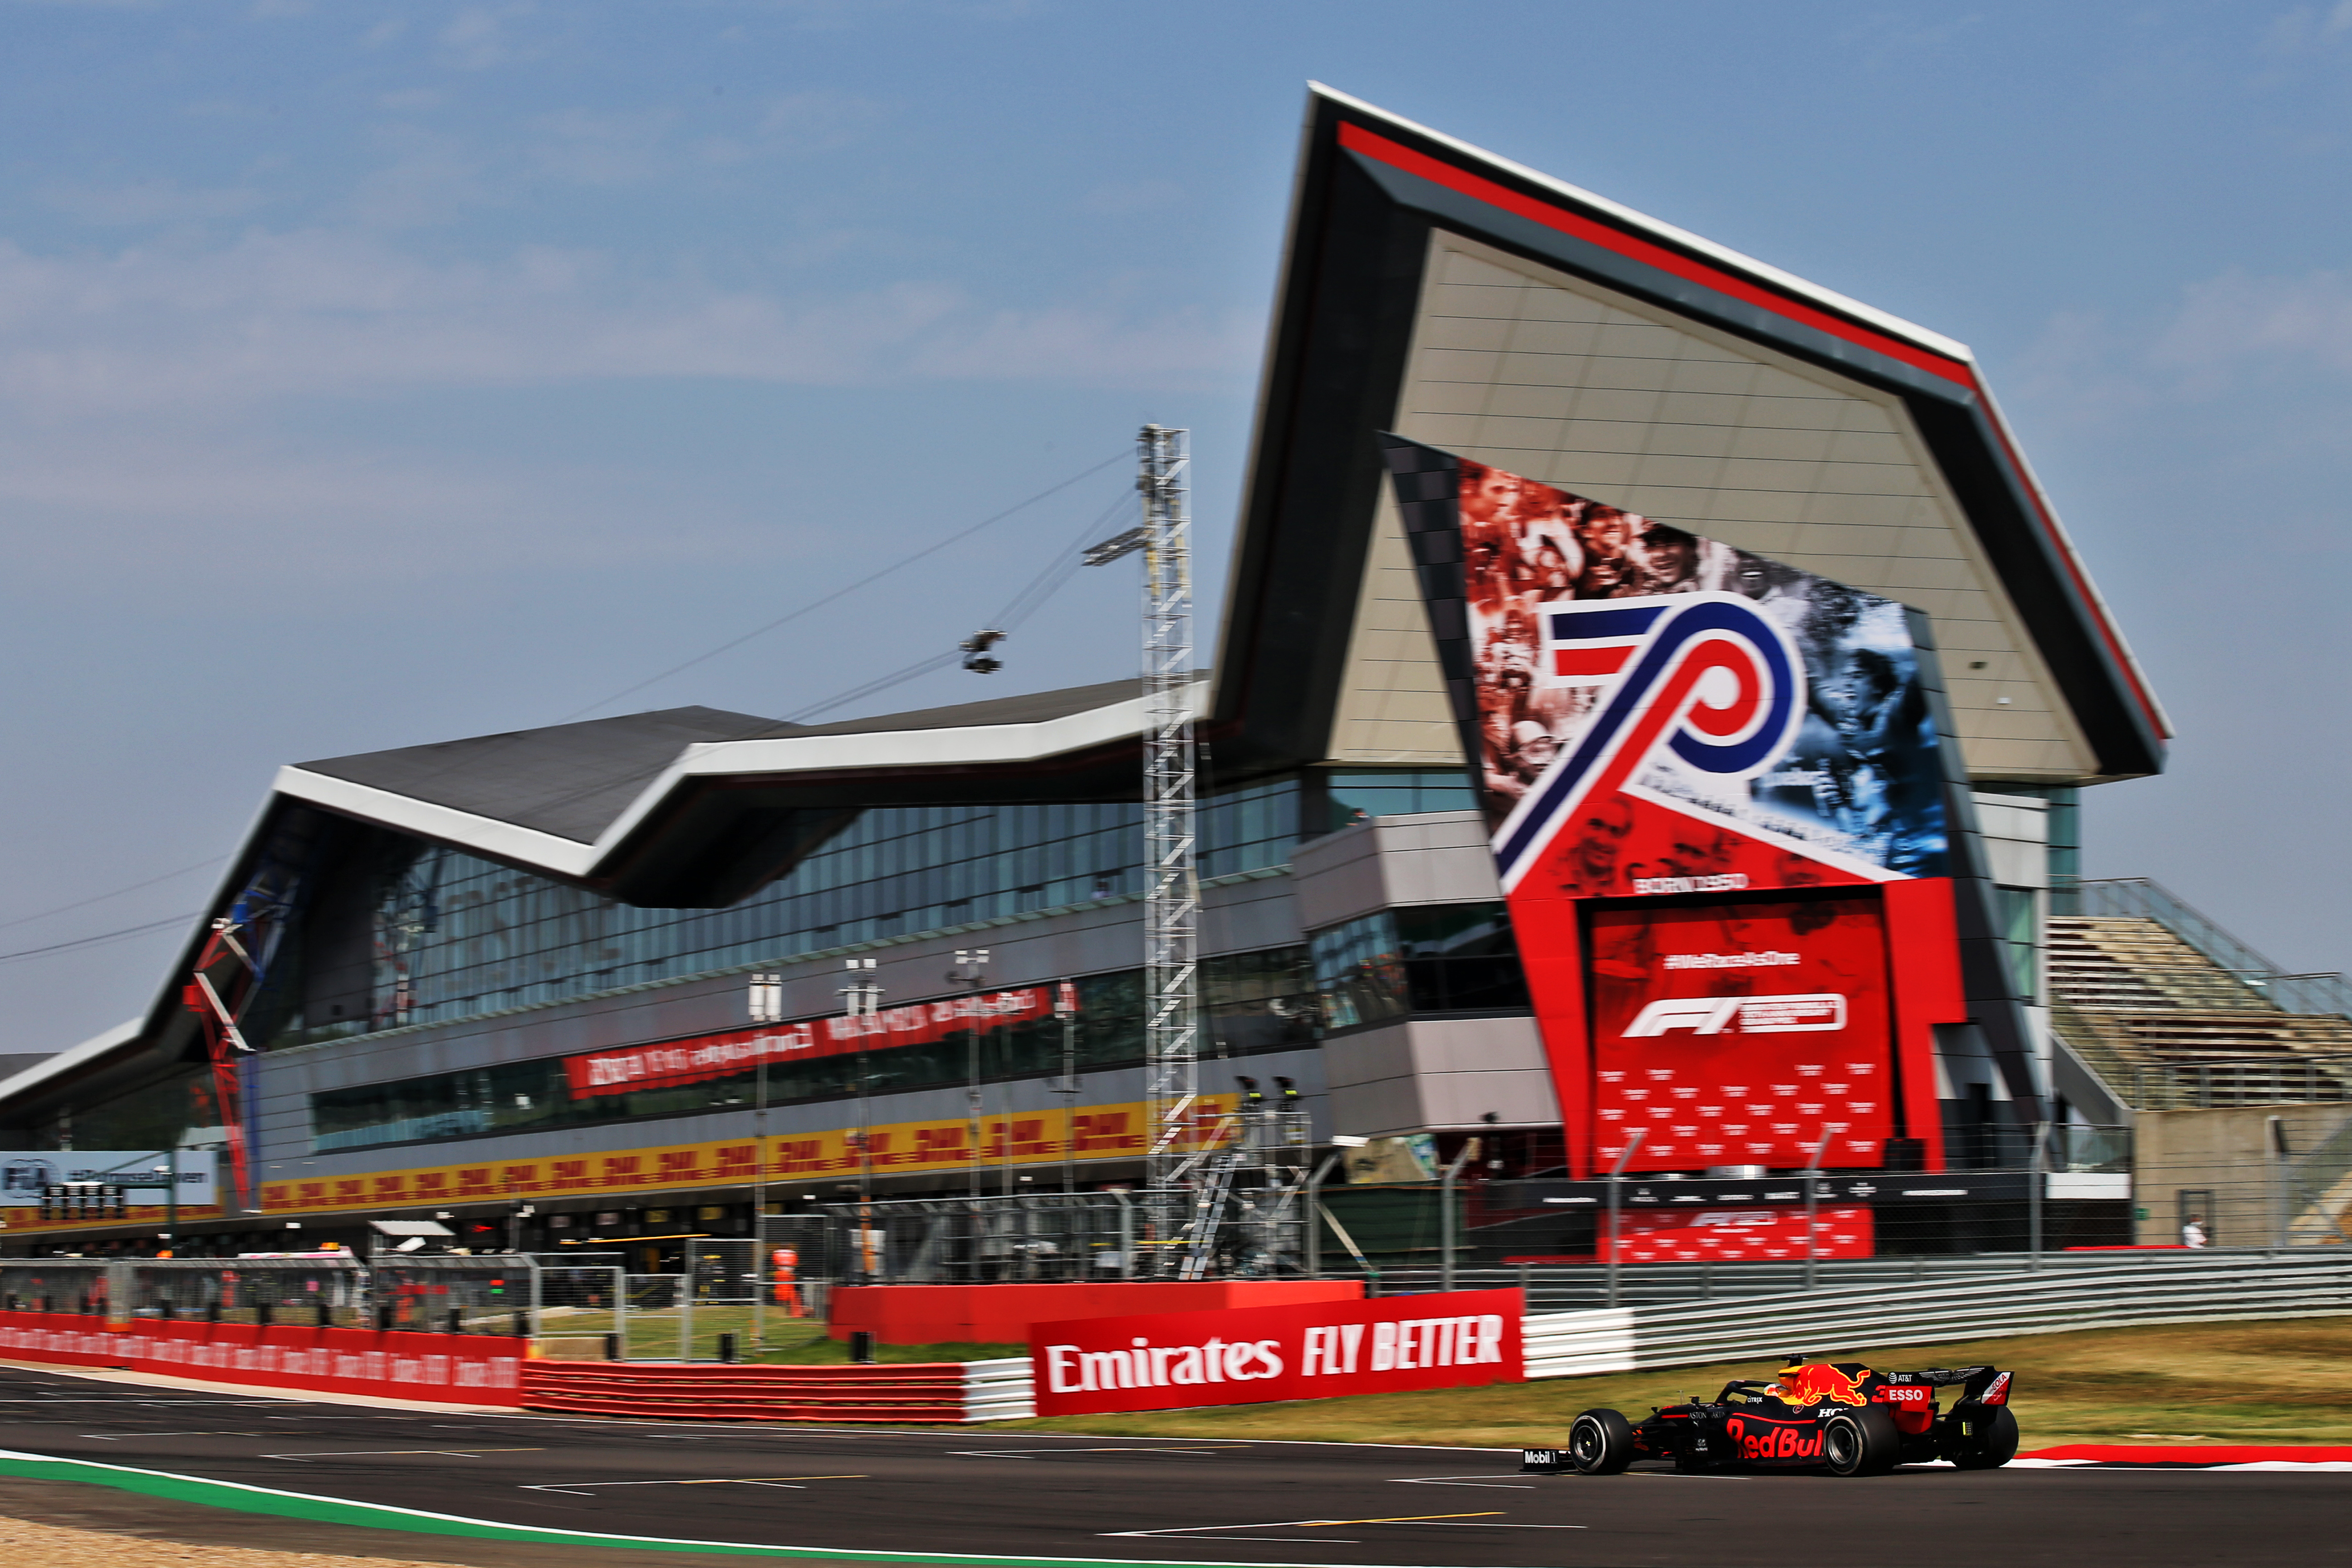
[0,1017,143,1108]
[1303,83,1976,365]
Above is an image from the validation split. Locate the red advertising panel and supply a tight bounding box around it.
[562,983,1073,1100]
[1588,893,1896,1172]
[1029,1289,1522,1418]
[1607,1204,1874,1264]
[1379,438,1977,1177]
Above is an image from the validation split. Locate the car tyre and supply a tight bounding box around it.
[1822,1406,1902,1476]
[1950,1406,2019,1470]
[1568,1409,1636,1475]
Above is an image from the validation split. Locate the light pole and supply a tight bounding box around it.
[1053,983,1081,1196]
[839,960,882,1281]
[746,972,787,1348]
[949,950,990,1203]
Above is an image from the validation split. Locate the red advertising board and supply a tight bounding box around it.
[1587,892,1896,1172]
[562,984,1073,1100]
[1607,1204,1874,1264]
[1379,442,1975,1177]
[1029,1289,1522,1418]
[0,1312,524,1405]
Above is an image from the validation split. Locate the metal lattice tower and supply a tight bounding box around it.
[1137,425,1199,1265]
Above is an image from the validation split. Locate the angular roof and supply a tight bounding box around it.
[1209,84,2166,785]
[300,706,773,847]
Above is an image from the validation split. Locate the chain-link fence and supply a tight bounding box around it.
[0,1259,108,1314]
[815,1193,1137,1285]
[368,1256,535,1334]
[531,1258,626,1358]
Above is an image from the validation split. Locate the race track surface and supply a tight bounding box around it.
[0,1366,2342,1568]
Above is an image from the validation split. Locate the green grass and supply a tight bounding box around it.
[981,1316,2352,1450]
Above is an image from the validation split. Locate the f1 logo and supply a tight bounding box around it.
[1622,994,1847,1037]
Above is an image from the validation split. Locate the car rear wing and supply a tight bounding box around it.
[1912,1366,2012,1404]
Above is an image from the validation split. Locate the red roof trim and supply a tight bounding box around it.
[1337,121,1972,387]
[1336,117,2171,744]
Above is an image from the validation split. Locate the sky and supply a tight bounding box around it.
[4,0,2352,1050]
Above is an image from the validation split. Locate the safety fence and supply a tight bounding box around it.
[519,1356,1032,1423]
[0,1255,540,1332]
[1519,1248,2352,1379]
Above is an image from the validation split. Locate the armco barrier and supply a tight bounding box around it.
[0,1310,525,1405]
[1522,1250,2352,1378]
[520,1358,1032,1422]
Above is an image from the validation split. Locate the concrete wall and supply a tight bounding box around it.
[1289,810,1499,932]
[2131,1105,2352,1247]
[1320,1014,1558,1137]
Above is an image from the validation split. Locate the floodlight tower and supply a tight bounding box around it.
[1086,425,1199,1275]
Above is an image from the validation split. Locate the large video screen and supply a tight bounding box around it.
[1406,448,1950,899]
[1586,892,1896,1172]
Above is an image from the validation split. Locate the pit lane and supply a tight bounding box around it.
[0,1366,2337,1568]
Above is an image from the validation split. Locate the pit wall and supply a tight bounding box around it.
[829,1281,1365,1345]
[0,1310,525,1405]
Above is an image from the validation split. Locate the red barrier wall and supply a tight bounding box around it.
[523,1360,971,1423]
[0,1311,524,1406]
[1031,1288,1524,1418]
[830,1281,1363,1345]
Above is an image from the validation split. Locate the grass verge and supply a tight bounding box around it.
[983,1316,2352,1450]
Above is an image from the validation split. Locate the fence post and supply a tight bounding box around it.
[1803,1128,1833,1292]
[679,1276,694,1362]
[1438,1141,1478,1294]
[2028,1120,2048,1269]
[1605,1130,1646,1310]
[613,1267,628,1361]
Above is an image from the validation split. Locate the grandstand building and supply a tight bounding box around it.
[2,88,2211,1266]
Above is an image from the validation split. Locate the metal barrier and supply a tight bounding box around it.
[1521,1249,2352,1378]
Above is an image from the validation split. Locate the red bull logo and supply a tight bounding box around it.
[1724,1416,1823,1461]
[1769,1362,1869,1408]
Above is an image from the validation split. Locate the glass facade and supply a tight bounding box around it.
[311,947,1318,1155]
[309,777,1302,1045]
[1309,902,1531,1034]
[1320,769,1480,833]
[1993,885,2041,1005]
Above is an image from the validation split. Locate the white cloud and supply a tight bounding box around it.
[0,220,1259,425]
[436,3,536,71]
[2150,268,2352,377]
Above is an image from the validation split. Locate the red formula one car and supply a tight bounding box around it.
[1522,1357,2019,1477]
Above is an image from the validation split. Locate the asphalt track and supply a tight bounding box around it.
[0,1367,2343,1568]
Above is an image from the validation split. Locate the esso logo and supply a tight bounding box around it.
[1879,1386,1930,1403]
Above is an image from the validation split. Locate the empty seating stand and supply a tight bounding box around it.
[519,1360,973,1423]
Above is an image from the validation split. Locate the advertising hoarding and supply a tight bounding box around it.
[0,1151,216,1207]
[1029,1289,1523,1418]
[1606,1204,1874,1264]
[1587,893,1895,1171]
[1383,436,1965,1178]
[563,983,1075,1100]
[1427,451,1949,895]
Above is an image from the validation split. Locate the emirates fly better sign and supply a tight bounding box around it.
[1028,1290,1524,1417]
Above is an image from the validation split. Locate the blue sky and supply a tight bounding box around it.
[5,0,2351,1048]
